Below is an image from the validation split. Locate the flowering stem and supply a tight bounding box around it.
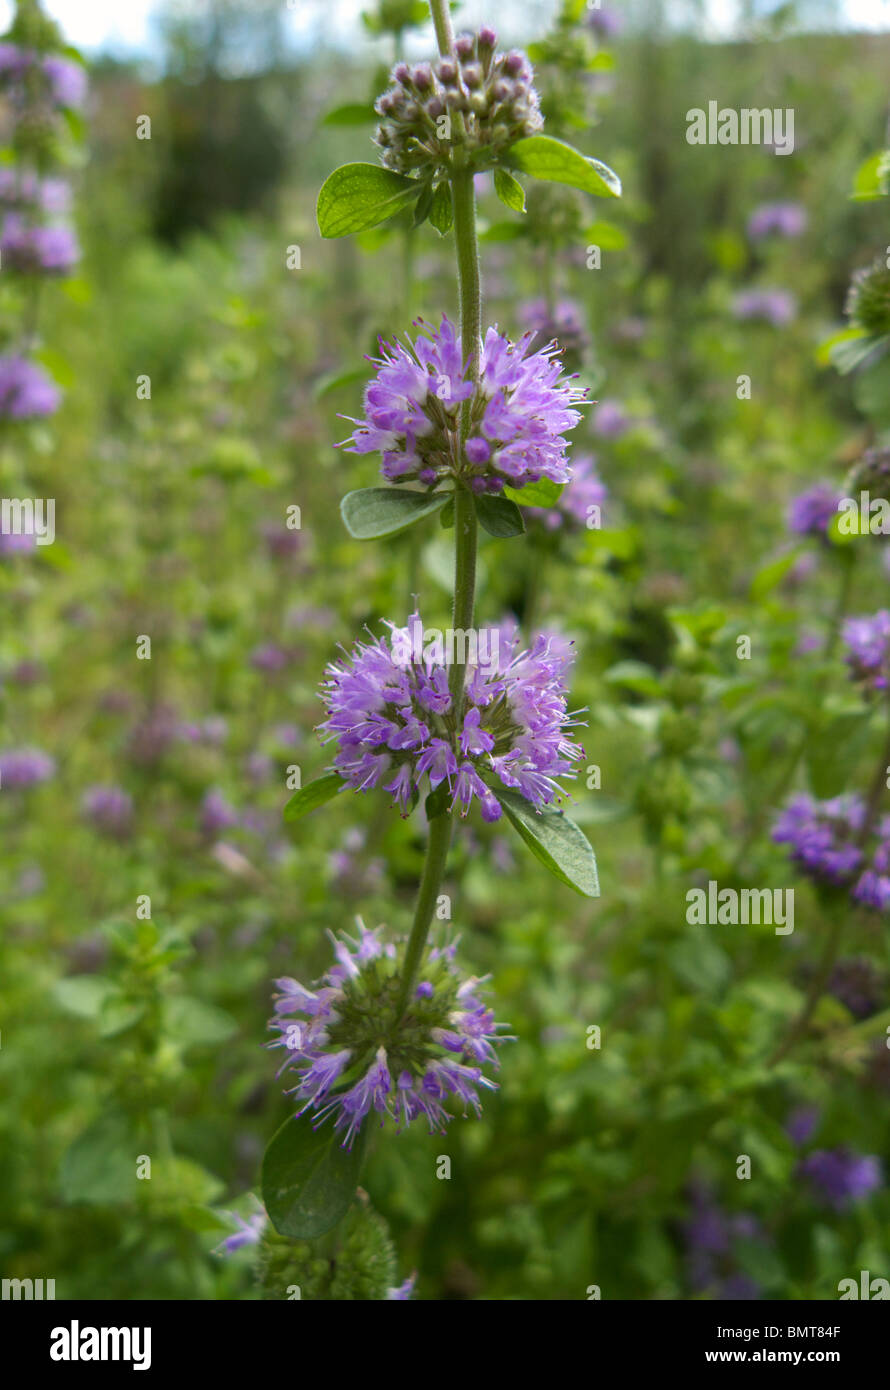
[390,0,486,1016]
[768,896,844,1066]
[395,808,453,1017]
[429,0,455,59]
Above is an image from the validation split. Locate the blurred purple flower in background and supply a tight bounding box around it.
[586,7,624,38]
[0,355,61,419]
[827,957,885,1019]
[798,1149,882,1209]
[785,1104,820,1147]
[731,289,797,326]
[0,215,79,274]
[200,789,240,836]
[526,454,607,531]
[787,483,841,538]
[842,611,890,691]
[82,785,134,839]
[0,169,71,213]
[519,297,590,361]
[682,1180,766,1300]
[747,201,807,240]
[42,55,88,110]
[593,398,629,439]
[0,747,55,787]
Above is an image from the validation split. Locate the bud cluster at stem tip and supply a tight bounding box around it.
[374,27,542,178]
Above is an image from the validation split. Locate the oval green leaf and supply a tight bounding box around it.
[322,103,378,127]
[503,477,565,508]
[340,487,451,539]
[494,167,527,213]
[317,163,422,238]
[283,772,343,823]
[496,788,600,897]
[506,136,621,199]
[476,493,526,538]
[262,1115,367,1239]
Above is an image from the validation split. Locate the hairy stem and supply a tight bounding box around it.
[395,809,454,1016]
[395,0,484,1012]
[429,0,455,58]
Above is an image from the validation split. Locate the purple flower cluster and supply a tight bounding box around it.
[345,316,586,494]
[772,794,890,911]
[0,747,55,788]
[592,398,629,439]
[0,169,70,213]
[319,612,584,819]
[746,201,807,240]
[731,288,797,327]
[682,1180,765,1300]
[827,957,885,1020]
[798,1148,882,1210]
[842,612,890,691]
[0,354,60,419]
[526,454,606,532]
[374,28,542,177]
[0,44,86,110]
[519,297,590,363]
[81,785,134,839]
[586,7,624,38]
[787,483,841,538]
[268,923,510,1148]
[0,214,79,274]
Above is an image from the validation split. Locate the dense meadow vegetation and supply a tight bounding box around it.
[2,0,890,1301]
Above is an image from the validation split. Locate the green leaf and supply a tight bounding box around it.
[496,788,599,897]
[476,493,526,538]
[493,167,526,213]
[429,181,454,235]
[317,163,421,238]
[851,150,890,201]
[262,1115,366,1239]
[425,783,450,820]
[60,1112,147,1205]
[439,496,455,528]
[283,772,343,823]
[750,547,804,600]
[313,365,368,400]
[479,220,525,244]
[340,487,451,539]
[54,976,116,1019]
[584,218,627,251]
[322,103,378,127]
[503,477,564,508]
[506,136,621,199]
[412,181,435,228]
[163,996,238,1046]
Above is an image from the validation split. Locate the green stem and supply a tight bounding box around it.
[393,0,484,1013]
[451,166,482,387]
[429,0,455,57]
[768,899,844,1066]
[394,809,454,1016]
